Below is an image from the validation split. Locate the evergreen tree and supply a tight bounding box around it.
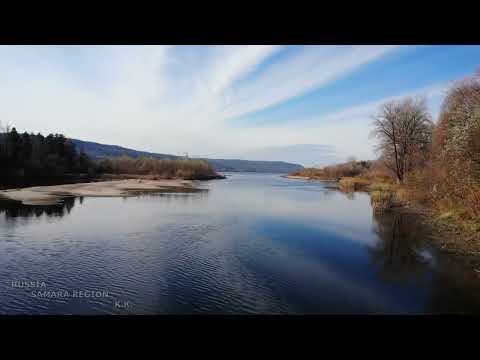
[0,127,95,179]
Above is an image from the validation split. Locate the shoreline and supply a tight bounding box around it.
[99,173,226,181]
[282,175,337,181]
[0,178,205,205]
[285,174,480,267]
[406,204,480,266]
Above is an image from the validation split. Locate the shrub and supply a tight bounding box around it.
[339,177,370,191]
[291,159,373,180]
[97,156,217,180]
[436,72,480,194]
[468,190,480,219]
[370,184,397,213]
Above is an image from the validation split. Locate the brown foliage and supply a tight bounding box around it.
[436,73,480,183]
[468,191,480,218]
[338,177,371,191]
[97,156,217,180]
[292,159,373,180]
[391,71,480,227]
[432,72,480,204]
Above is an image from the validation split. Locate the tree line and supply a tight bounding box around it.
[96,156,217,180]
[0,125,95,178]
[0,125,219,182]
[290,158,373,180]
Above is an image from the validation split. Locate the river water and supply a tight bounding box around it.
[1,173,479,314]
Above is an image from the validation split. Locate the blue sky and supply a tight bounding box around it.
[0,45,479,166]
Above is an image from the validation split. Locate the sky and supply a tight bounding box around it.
[0,45,479,166]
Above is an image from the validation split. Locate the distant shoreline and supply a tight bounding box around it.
[282,175,337,181]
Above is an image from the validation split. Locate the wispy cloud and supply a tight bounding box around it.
[0,45,449,164]
[222,80,450,164]
[221,45,400,118]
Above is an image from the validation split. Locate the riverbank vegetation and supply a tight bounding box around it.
[290,70,480,248]
[290,158,373,180]
[96,156,220,180]
[1,125,222,185]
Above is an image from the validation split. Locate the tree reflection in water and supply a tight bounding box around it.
[370,211,431,283]
[0,196,77,221]
[0,189,208,221]
[120,189,209,204]
[371,210,480,313]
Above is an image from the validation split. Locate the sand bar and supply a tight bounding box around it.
[283,175,311,180]
[0,179,202,205]
[282,175,337,181]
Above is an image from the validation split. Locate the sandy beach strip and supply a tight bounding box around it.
[283,175,311,180]
[0,179,202,205]
[282,175,338,182]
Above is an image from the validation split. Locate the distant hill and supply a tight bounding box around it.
[70,139,304,174]
[71,139,177,160]
[203,158,303,173]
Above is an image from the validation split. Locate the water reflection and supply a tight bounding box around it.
[120,190,209,205]
[0,196,77,221]
[371,210,480,313]
[344,191,356,200]
[1,173,479,314]
[0,189,209,221]
[370,211,430,283]
[427,260,480,314]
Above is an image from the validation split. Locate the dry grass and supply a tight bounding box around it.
[468,191,480,218]
[290,160,373,180]
[362,166,394,183]
[97,156,219,180]
[338,177,371,191]
[364,164,480,242]
[290,167,331,180]
[369,182,397,213]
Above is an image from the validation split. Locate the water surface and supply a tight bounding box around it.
[1,173,479,314]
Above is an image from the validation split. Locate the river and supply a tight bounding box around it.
[1,173,479,314]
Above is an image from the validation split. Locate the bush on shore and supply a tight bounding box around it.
[291,159,373,180]
[338,177,371,191]
[369,182,398,213]
[97,156,218,180]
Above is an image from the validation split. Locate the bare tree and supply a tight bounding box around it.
[371,97,433,183]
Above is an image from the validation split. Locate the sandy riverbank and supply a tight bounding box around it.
[283,175,311,180]
[0,179,202,205]
[283,175,337,181]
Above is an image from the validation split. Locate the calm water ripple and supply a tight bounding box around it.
[1,173,480,314]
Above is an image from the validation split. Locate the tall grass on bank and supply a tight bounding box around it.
[97,156,218,180]
[369,182,397,213]
[338,177,371,191]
